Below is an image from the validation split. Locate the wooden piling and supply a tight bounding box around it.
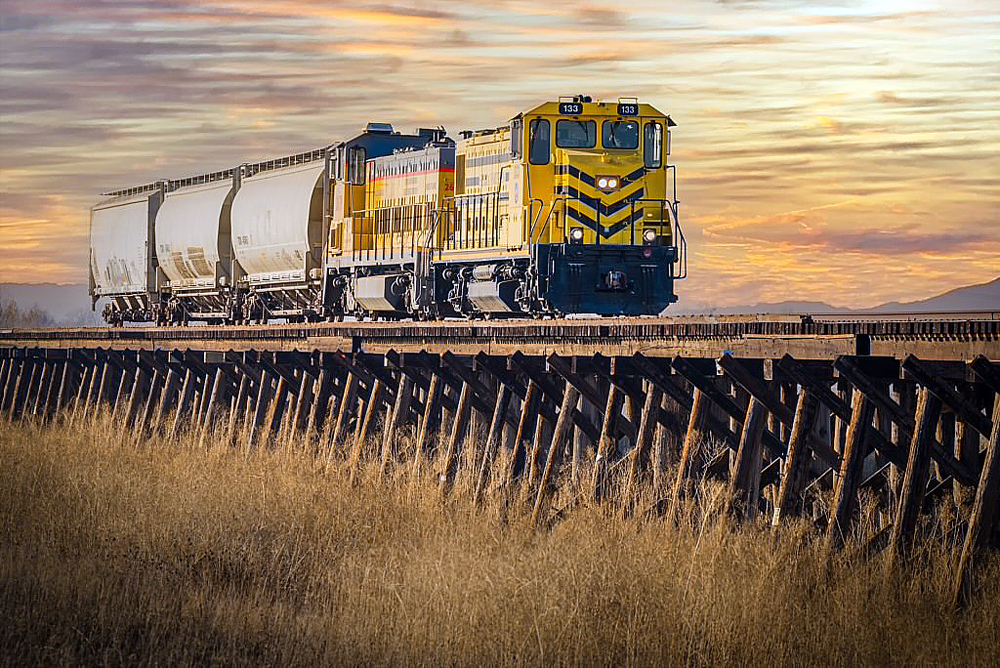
[532,385,580,523]
[330,372,358,455]
[110,363,131,421]
[0,360,10,410]
[952,392,1000,609]
[414,372,442,467]
[69,362,93,426]
[30,361,52,419]
[887,388,941,566]
[379,375,413,479]
[78,361,104,423]
[152,368,181,434]
[772,390,818,524]
[167,368,197,440]
[624,384,663,508]
[123,367,148,432]
[954,385,980,508]
[139,367,163,435]
[25,360,45,419]
[2,359,20,415]
[227,374,249,438]
[440,380,472,496]
[525,393,557,498]
[508,379,540,487]
[305,368,330,441]
[53,361,74,418]
[651,393,674,493]
[355,378,384,450]
[726,396,768,520]
[93,361,112,417]
[263,374,289,439]
[593,384,624,504]
[474,382,511,505]
[251,371,274,430]
[288,370,314,445]
[669,387,709,518]
[35,361,57,420]
[202,367,226,431]
[824,389,874,555]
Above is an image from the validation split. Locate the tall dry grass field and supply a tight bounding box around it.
[2,412,998,666]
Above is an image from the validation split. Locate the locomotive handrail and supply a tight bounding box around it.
[665,164,678,206]
[627,197,686,279]
[350,202,433,263]
[438,191,504,253]
[526,198,547,244]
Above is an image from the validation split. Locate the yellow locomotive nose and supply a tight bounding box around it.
[556,151,647,243]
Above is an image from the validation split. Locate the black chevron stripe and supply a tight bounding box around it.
[619,166,647,187]
[558,164,646,188]
[566,206,645,239]
[567,165,595,187]
[566,186,645,217]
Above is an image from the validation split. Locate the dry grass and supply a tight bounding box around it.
[2,411,998,667]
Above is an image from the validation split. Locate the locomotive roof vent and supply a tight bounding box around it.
[365,122,394,134]
[418,127,447,142]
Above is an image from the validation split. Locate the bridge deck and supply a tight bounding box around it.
[2,313,997,361]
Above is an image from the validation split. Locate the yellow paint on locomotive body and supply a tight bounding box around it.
[352,145,455,264]
[518,99,675,248]
[435,98,676,264]
[327,98,676,269]
[437,128,523,263]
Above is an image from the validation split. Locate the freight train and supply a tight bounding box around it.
[89,96,686,325]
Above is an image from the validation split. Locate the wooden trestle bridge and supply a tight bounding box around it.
[2,312,999,607]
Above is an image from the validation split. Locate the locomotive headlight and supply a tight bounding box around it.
[642,228,657,245]
[570,227,585,244]
[597,176,619,192]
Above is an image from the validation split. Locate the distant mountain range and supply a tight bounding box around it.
[864,277,1000,313]
[1,276,997,326]
[672,277,999,315]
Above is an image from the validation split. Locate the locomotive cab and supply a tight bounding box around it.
[514,96,686,316]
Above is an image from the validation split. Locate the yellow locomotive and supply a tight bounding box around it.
[325,95,685,319]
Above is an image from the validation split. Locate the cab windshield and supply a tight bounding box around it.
[556,120,597,148]
[602,120,639,149]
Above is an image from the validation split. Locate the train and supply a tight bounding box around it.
[89,96,686,325]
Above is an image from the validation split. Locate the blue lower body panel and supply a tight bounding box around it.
[540,244,678,316]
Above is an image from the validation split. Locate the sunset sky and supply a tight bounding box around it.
[1,0,997,308]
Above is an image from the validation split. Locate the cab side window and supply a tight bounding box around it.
[643,121,663,169]
[348,146,366,184]
[528,118,550,165]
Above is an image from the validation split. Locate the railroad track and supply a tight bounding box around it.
[1,313,996,361]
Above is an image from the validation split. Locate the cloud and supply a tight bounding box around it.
[0,0,998,306]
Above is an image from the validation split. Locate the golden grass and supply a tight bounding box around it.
[2,412,999,666]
